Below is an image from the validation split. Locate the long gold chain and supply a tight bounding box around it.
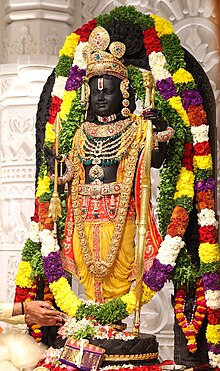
[70,133,140,280]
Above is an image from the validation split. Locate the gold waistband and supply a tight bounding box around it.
[78,182,122,196]
[103,352,158,362]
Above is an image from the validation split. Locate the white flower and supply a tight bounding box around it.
[149,51,171,81]
[208,352,220,368]
[52,76,68,99]
[73,41,88,70]
[39,229,60,257]
[198,208,218,228]
[28,221,40,243]
[191,124,209,144]
[205,290,220,310]
[157,234,185,266]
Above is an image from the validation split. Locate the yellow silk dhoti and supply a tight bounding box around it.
[73,218,136,301]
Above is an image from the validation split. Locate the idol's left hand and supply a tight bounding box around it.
[143,108,167,131]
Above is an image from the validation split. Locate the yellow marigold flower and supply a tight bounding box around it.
[168,96,190,126]
[142,283,155,303]
[36,175,51,198]
[50,277,82,317]
[174,167,195,200]
[121,289,136,315]
[200,242,220,264]
[16,261,33,288]
[34,328,41,333]
[193,154,213,171]
[60,90,77,121]
[206,324,220,345]
[172,68,194,84]
[176,313,184,320]
[151,14,174,37]
[59,33,80,58]
[45,122,56,143]
[199,243,220,263]
[32,324,40,330]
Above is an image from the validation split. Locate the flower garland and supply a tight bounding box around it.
[174,279,207,353]
[15,5,220,367]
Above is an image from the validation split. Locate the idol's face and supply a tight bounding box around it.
[89,75,123,117]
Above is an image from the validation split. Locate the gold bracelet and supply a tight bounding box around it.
[153,126,175,150]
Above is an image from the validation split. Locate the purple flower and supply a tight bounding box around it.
[195,178,215,192]
[181,89,203,111]
[43,251,66,283]
[156,77,177,100]
[202,272,220,292]
[207,343,220,354]
[65,65,86,91]
[143,258,173,292]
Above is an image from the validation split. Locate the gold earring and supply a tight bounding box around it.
[81,77,90,106]
[120,79,130,117]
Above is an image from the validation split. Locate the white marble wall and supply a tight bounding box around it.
[0,0,219,361]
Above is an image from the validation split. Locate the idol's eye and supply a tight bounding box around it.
[92,89,99,95]
[104,89,113,95]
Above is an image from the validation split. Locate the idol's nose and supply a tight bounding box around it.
[97,90,105,100]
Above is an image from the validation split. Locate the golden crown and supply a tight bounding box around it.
[82,26,128,81]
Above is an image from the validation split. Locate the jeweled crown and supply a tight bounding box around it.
[83,26,128,81]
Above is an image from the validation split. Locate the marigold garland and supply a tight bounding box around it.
[15,5,220,367]
[174,279,207,353]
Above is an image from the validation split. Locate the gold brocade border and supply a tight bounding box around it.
[103,352,158,362]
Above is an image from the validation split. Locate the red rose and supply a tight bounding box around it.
[48,96,63,124]
[14,287,30,302]
[198,225,217,244]
[184,142,193,152]
[31,198,39,222]
[193,141,211,156]
[181,158,193,171]
[207,308,220,325]
[181,142,193,170]
[188,104,207,126]
[208,313,219,325]
[75,20,97,42]
[143,28,162,55]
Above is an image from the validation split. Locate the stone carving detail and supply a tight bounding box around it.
[0,195,34,244]
[81,0,100,21]
[4,26,37,56]
[40,27,61,56]
[4,25,63,57]
[1,115,35,162]
[0,78,10,96]
[7,255,21,302]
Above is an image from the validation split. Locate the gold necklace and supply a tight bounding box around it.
[77,121,138,181]
[83,117,133,138]
[70,136,140,280]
